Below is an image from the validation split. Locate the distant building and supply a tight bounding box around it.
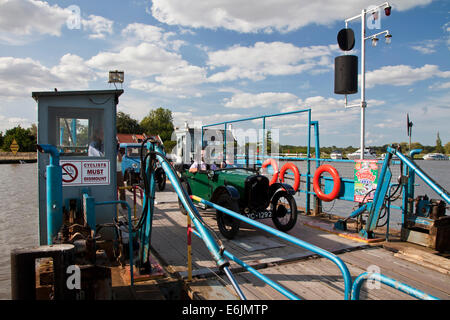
[116,133,147,144]
[173,122,236,164]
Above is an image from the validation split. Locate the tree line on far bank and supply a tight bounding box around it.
[1,109,449,155]
[0,107,177,152]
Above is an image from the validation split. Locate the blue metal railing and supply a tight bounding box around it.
[191,195,353,300]
[201,109,315,214]
[351,272,440,300]
[189,227,300,300]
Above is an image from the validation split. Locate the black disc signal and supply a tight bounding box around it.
[337,28,355,51]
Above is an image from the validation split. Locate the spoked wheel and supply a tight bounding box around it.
[216,193,240,239]
[271,191,298,232]
[178,179,191,215]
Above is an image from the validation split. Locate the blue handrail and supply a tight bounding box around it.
[351,272,440,300]
[191,195,353,300]
[190,227,301,300]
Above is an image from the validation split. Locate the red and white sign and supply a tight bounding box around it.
[60,160,110,186]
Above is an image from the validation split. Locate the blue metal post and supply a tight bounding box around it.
[71,119,77,146]
[312,121,321,215]
[262,117,266,161]
[59,127,64,147]
[37,144,63,245]
[312,121,321,167]
[140,142,156,267]
[306,110,311,214]
[82,193,96,231]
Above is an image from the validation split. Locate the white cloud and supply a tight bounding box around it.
[429,81,450,90]
[224,92,298,108]
[207,42,338,82]
[0,1,116,43]
[121,23,165,43]
[410,39,443,54]
[82,14,114,39]
[87,43,185,78]
[121,23,186,51]
[0,0,71,44]
[365,64,450,88]
[150,0,433,33]
[0,54,96,98]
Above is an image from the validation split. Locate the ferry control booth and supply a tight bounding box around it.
[33,90,123,245]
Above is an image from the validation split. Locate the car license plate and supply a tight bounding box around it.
[245,211,272,220]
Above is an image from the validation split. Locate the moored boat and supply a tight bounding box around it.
[330,151,343,160]
[423,153,448,160]
[347,148,377,160]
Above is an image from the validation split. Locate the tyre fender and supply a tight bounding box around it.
[211,185,240,204]
[269,182,296,199]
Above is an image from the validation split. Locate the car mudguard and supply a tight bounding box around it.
[211,185,240,203]
[269,182,296,198]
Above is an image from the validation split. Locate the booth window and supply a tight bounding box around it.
[56,116,104,157]
[57,118,90,156]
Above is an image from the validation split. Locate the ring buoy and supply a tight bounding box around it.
[313,165,341,202]
[279,162,300,192]
[261,158,279,185]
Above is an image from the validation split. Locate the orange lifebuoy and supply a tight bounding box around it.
[261,158,279,185]
[313,165,341,202]
[279,162,300,192]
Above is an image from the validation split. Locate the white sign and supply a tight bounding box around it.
[61,160,110,186]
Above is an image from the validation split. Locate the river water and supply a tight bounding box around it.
[0,160,448,299]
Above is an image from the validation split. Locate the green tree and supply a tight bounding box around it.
[2,126,36,152]
[140,108,174,143]
[117,111,143,134]
[435,131,445,154]
[444,141,450,155]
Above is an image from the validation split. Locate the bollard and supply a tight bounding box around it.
[11,244,75,300]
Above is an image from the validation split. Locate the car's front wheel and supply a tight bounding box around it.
[215,193,240,239]
[271,191,298,232]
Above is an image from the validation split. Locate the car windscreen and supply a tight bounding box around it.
[126,147,141,157]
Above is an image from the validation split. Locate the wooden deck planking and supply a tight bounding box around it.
[126,187,449,300]
[148,189,367,279]
[340,249,450,300]
[304,253,414,300]
[362,248,450,293]
[274,263,344,300]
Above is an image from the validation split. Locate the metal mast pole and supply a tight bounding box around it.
[360,9,366,160]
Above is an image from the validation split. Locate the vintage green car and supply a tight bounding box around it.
[176,164,298,239]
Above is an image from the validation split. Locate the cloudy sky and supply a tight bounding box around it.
[0,0,449,147]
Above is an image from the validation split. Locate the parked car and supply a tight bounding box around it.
[120,143,166,191]
[176,164,298,239]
